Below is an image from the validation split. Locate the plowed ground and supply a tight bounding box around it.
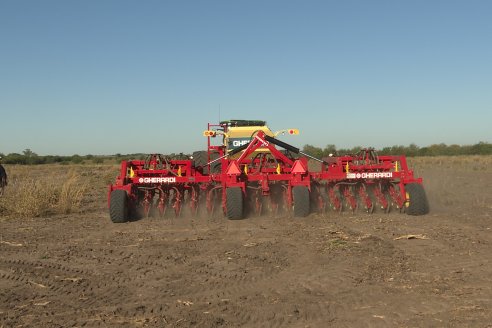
[1,158,491,327]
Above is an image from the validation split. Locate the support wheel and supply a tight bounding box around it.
[192,151,209,174]
[110,189,129,223]
[226,187,244,220]
[211,162,222,174]
[293,186,310,217]
[193,151,220,175]
[405,183,429,216]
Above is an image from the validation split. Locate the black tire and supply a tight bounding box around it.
[110,189,129,223]
[226,187,244,220]
[193,151,221,174]
[192,151,208,173]
[405,183,429,216]
[293,186,310,217]
[210,161,222,174]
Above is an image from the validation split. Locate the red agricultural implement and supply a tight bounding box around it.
[108,120,429,222]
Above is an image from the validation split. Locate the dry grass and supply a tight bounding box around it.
[58,172,88,214]
[0,177,59,217]
[0,164,118,218]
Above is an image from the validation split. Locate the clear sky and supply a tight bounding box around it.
[1,0,491,156]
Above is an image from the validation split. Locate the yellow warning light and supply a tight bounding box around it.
[244,165,248,175]
[395,161,399,173]
[129,167,135,178]
[177,166,182,177]
[276,163,281,174]
[345,162,350,173]
[203,130,217,137]
[288,129,299,135]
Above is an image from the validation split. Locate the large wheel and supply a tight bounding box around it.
[192,151,221,174]
[293,186,310,217]
[405,183,429,216]
[192,151,208,173]
[110,189,129,223]
[226,187,244,220]
[210,161,222,174]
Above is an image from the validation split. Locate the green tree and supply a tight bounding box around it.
[92,157,104,164]
[323,144,337,157]
[23,148,39,165]
[302,144,323,159]
[5,153,26,164]
[71,154,83,164]
[407,143,419,157]
[470,141,492,155]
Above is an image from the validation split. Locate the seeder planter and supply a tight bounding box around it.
[108,120,429,222]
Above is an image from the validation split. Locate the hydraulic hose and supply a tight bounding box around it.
[207,142,250,165]
[264,135,328,164]
[229,142,250,156]
[264,135,299,153]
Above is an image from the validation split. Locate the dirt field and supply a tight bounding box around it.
[1,157,491,327]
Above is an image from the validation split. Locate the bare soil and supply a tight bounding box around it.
[1,159,492,327]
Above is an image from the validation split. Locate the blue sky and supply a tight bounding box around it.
[1,0,491,155]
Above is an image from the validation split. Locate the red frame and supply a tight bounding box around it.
[109,122,424,216]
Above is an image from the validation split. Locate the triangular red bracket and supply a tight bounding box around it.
[235,131,294,166]
[291,160,307,174]
[226,161,242,175]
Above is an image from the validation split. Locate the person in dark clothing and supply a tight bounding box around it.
[0,157,7,196]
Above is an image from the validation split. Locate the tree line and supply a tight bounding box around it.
[0,149,189,165]
[1,142,490,165]
[301,141,491,159]
[0,149,104,165]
